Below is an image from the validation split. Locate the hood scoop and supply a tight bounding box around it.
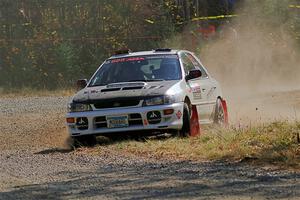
[107,82,146,88]
[101,88,121,92]
[122,86,144,90]
[100,82,146,92]
[101,86,144,92]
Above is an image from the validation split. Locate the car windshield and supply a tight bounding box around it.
[89,55,182,87]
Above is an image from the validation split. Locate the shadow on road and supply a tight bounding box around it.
[96,133,174,146]
[34,148,73,155]
[0,158,299,200]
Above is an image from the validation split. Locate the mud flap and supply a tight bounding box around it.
[221,99,229,125]
[190,105,200,137]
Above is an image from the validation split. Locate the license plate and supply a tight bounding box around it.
[106,115,129,128]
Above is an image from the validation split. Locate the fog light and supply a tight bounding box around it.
[163,109,174,115]
[66,117,75,123]
[76,117,89,130]
[147,111,161,124]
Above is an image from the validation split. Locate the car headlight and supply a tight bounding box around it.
[68,102,92,113]
[143,95,177,106]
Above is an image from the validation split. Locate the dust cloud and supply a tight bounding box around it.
[199,2,300,125]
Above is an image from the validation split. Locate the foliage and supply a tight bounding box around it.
[0,0,176,89]
[0,0,298,89]
[242,0,300,39]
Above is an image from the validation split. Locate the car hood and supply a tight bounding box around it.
[72,80,180,103]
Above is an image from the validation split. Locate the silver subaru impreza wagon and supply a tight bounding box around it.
[66,49,228,145]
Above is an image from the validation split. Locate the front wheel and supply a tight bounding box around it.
[179,103,191,137]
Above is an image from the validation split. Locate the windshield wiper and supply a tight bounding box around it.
[145,79,165,82]
[89,79,165,87]
[88,84,105,87]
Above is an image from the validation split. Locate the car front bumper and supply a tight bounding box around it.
[66,102,184,137]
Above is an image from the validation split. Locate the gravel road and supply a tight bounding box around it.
[0,96,299,200]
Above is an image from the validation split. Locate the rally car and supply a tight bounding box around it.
[66,49,228,145]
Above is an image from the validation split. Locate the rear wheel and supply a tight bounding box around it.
[179,103,191,137]
[72,135,97,148]
[214,98,225,125]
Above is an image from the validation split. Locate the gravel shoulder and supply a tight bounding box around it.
[0,96,299,199]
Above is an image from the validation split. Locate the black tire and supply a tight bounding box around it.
[72,135,97,148]
[179,103,191,137]
[214,98,225,125]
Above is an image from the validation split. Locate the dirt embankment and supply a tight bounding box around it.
[0,97,69,151]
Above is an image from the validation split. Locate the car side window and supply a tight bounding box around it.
[180,53,196,75]
[186,53,208,78]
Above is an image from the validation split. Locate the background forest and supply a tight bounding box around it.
[0,0,299,89]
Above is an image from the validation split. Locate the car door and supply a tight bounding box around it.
[189,54,219,121]
[180,52,217,123]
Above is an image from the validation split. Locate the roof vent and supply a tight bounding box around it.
[154,48,172,52]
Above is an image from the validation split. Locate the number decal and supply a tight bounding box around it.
[192,86,202,99]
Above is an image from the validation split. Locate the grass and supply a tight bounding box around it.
[88,121,300,169]
[0,87,75,98]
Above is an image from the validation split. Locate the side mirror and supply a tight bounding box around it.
[185,69,202,81]
[76,79,87,90]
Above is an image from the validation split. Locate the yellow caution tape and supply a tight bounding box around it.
[289,5,300,8]
[145,19,154,24]
[191,14,238,21]
[175,14,238,25]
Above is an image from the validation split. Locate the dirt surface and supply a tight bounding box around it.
[0,95,300,199]
[227,88,300,125]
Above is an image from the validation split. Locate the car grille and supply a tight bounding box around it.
[93,99,140,109]
[94,113,143,129]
